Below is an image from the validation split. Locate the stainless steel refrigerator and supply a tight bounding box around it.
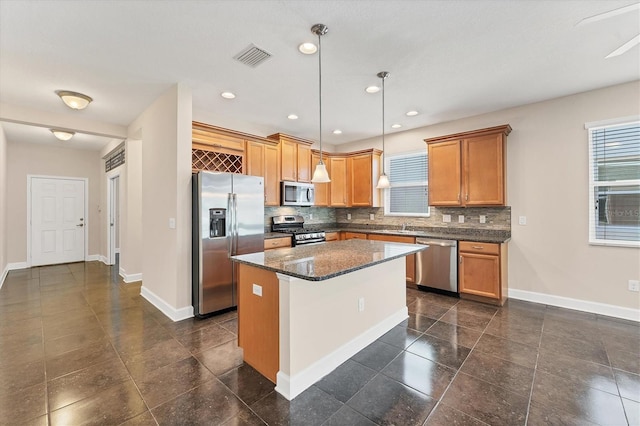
[192,171,264,317]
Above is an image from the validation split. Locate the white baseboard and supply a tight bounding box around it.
[275,307,408,400]
[140,285,194,322]
[508,289,640,322]
[1,262,29,290]
[86,254,103,262]
[119,267,142,283]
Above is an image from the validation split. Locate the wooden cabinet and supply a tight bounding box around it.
[268,133,313,183]
[367,234,416,286]
[349,150,382,207]
[425,125,511,207]
[329,156,349,207]
[264,237,291,250]
[459,241,508,305]
[311,150,330,206]
[246,141,280,206]
[343,232,368,240]
[325,231,339,242]
[192,122,247,174]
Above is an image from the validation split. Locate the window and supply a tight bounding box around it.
[588,120,640,247]
[384,151,429,216]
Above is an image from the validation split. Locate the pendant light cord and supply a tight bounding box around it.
[381,74,385,174]
[318,31,324,165]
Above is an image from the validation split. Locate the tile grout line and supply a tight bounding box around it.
[523,308,546,426]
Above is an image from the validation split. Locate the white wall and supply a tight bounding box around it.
[5,141,102,264]
[129,84,193,319]
[0,125,7,284]
[340,81,640,313]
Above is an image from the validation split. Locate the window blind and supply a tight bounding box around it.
[386,152,429,216]
[589,121,640,245]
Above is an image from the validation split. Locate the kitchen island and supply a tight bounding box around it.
[231,239,424,400]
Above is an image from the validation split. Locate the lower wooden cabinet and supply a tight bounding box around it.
[264,237,291,250]
[342,232,368,240]
[459,241,507,305]
[325,231,339,241]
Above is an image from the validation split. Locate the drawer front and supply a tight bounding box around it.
[459,241,499,255]
[264,237,291,250]
[343,232,368,240]
[325,232,339,242]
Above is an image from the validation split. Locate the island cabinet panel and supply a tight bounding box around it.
[238,264,279,383]
[349,151,382,207]
[311,151,330,206]
[366,234,416,286]
[329,157,349,207]
[425,125,511,207]
[459,241,508,305]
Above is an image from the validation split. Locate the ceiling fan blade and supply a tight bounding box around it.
[576,2,640,26]
[606,34,640,58]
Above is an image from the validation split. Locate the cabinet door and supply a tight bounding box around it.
[297,145,312,182]
[343,232,367,240]
[264,145,280,206]
[329,157,348,207]
[464,134,504,206]
[246,142,265,177]
[427,141,462,206]
[312,152,330,206]
[459,252,500,299]
[350,154,373,206]
[280,140,297,181]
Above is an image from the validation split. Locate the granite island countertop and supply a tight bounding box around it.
[231,239,424,281]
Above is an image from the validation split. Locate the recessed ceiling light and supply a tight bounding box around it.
[55,90,92,110]
[288,114,298,120]
[391,124,402,129]
[50,129,75,140]
[406,110,419,116]
[221,92,236,99]
[298,42,317,55]
[333,129,342,135]
[365,86,380,94]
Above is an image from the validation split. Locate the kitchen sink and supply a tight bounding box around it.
[378,229,414,234]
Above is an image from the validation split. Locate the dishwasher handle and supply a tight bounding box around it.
[415,239,457,248]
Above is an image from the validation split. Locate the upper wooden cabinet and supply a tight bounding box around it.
[267,133,313,183]
[246,140,280,206]
[425,125,511,207]
[329,156,349,207]
[349,149,382,208]
[311,150,330,206]
[192,121,247,174]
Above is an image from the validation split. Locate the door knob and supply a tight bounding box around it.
[76,224,84,227]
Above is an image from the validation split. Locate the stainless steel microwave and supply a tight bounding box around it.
[281,181,314,206]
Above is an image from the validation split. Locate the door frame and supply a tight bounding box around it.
[106,171,121,265]
[26,175,89,268]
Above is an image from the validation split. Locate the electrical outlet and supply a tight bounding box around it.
[629,280,640,292]
[519,216,527,225]
[252,284,263,297]
[479,215,486,224]
[347,213,352,220]
[309,213,313,220]
[358,297,365,312]
[169,218,176,229]
[369,213,375,220]
[442,214,451,223]
[458,215,465,223]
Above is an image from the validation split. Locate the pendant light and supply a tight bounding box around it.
[311,23,331,183]
[376,71,391,189]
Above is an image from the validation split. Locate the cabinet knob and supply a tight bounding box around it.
[466,193,469,201]
[459,256,463,264]
[458,193,461,202]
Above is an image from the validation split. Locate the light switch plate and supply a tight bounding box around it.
[479,215,487,224]
[169,218,176,229]
[252,284,263,297]
[442,214,451,223]
[309,213,313,220]
[369,213,375,220]
[347,213,352,220]
[458,215,465,223]
[519,216,527,225]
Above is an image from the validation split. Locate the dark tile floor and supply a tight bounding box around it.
[1,261,639,425]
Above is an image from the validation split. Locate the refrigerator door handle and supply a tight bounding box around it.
[227,193,233,256]
[232,193,239,254]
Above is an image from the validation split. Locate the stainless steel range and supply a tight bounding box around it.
[271,215,326,246]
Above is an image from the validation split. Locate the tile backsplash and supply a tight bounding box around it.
[265,206,510,231]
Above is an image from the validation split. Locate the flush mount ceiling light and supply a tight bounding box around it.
[376,71,391,190]
[221,92,236,99]
[333,129,342,135]
[365,86,380,94]
[311,23,331,183]
[288,114,298,120]
[50,129,75,141]
[298,42,317,55]
[391,124,402,129]
[55,90,92,110]
[406,110,419,116]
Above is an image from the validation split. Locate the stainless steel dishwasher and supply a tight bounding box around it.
[415,238,458,293]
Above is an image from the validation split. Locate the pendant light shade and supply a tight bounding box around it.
[311,23,331,183]
[376,71,391,189]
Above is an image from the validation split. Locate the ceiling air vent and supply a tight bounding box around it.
[233,44,272,68]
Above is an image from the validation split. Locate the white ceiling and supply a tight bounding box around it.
[0,0,638,150]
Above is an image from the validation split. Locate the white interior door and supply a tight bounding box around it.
[31,177,86,266]
[109,175,120,265]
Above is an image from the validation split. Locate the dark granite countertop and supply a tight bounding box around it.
[264,226,510,243]
[232,239,424,281]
